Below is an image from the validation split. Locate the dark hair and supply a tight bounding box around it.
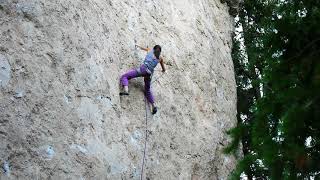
[153,45,161,52]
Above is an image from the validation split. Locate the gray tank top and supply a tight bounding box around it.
[143,50,159,73]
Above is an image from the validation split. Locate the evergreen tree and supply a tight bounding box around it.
[226,0,320,179]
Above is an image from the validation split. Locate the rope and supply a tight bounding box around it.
[140,96,148,180]
[140,70,166,179]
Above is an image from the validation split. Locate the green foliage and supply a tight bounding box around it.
[225,0,320,179]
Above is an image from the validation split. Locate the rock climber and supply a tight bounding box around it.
[119,44,166,115]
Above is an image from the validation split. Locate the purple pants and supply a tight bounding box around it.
[120,65,154,104]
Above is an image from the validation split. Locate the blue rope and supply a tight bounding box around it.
[140,96,148,180]
[140,71,166,179]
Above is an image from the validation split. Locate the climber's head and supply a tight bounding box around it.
[153,45,161,59]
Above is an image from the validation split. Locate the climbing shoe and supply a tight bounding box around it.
[119,92,129,96]
[152,107,158,115]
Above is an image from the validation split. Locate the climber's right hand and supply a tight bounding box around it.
[136,45,150,52]
[135,44,141,49]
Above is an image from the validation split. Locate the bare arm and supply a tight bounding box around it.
[135,45,150,52]
[160,57,166,72]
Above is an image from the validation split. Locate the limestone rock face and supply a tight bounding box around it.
[0,0,238,179]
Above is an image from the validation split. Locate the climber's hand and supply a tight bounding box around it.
[160,57,166,73]
[136,45,150,52]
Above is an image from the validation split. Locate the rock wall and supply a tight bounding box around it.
[0,0,238,179]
